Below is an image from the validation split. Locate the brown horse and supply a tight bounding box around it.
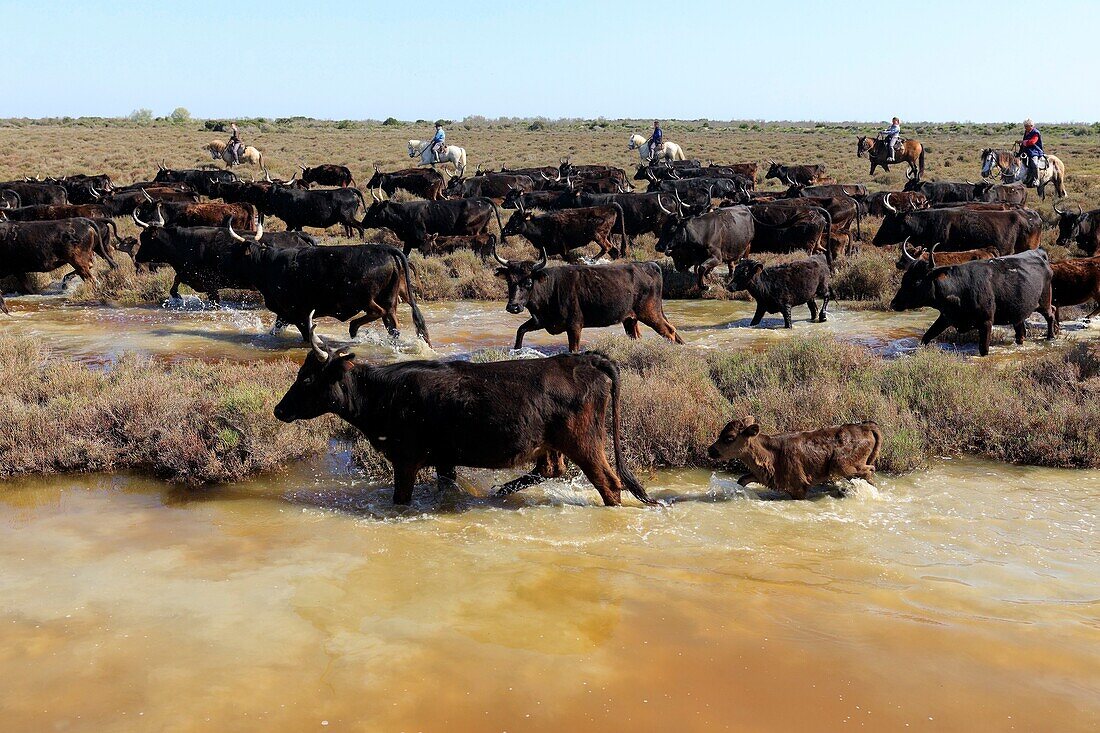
[857,136,925,180]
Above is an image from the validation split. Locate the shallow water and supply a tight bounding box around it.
[6,294,1094,365]
[1,458,1098,732]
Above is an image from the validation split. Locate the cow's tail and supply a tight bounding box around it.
[842,191,863,242]
[611,201,630,258]
[814,206,834,271]
[591,352,661,507]
[863,421,883,468]
[383,244,431,347]
[79,216,116,269]
[918,146,925,180]
[93,216,120,247]
[349,186,369,220]
[483,197,505,238]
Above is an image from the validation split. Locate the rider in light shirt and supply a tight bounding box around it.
[881,117,900,162]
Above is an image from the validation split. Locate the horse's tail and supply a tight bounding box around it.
[673,145,685,161]
[1054,157,1067,198]
[457,148,467,176]
[257,151,264,170]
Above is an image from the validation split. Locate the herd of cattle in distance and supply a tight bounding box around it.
[2,149,1100,505]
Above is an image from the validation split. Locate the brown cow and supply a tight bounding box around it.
[895,241,998,271]
[1050,256,1100,325]
[502,202,627,260]
[708,416,883,499]
[134,200,257,231]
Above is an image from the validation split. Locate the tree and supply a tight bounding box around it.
[129,108,153,124]
[170,107,191,123]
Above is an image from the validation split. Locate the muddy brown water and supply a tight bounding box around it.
[2,294,1100,732]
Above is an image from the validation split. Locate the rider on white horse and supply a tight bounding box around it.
[430,123,445,163]
[228,122,242,166]
[647,121,663,163]
[1019,119,1044,187]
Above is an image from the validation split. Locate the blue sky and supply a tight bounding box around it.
[5,0,1098,122]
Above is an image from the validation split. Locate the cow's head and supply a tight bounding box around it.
[972,181,995,200]
[707,415,761,462]
[654,191,709,253]
[501,187,525,210]
[130,205,168,263]
[1053,202,1088,247]
[501,205,531,239]
[365,167,385,191]
[871,205,908,246]
[443,175,465,196]
[359,200,394,227]
[894,238,926,271]
[890,244,940,311]
[274,312,357,423]
[764,161,785,181]
[729,259,764,291]
[493,247,548,314]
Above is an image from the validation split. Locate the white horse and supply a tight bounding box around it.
[408,140,467,176]
[627,134,686,163]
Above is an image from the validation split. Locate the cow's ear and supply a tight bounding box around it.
[741,424,761,437]
[532,270,549,282]
[752,262,764,275]
[494,267,508,278]
[336,352,356,372]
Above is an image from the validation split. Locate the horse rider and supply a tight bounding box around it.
[1019,118,1044,186]
[881,117,901,162]
[647,120,663,163]
[431,123,446,163]
[228,122,242,166]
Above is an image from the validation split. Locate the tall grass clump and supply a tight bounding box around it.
[0,334,337,482]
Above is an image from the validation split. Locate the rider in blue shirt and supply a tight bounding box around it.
[431,123,445,161]
[647,120,663,163]
[1019,119,1043,185]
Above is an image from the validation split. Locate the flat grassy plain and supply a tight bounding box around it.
[3,118,1100,482]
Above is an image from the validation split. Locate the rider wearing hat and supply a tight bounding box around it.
[1019,119,1044,186]
[228,122,242,166]
[431,123,446,163]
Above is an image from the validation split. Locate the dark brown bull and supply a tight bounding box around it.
[135,200,257,231]
[0,218,113,312]
[708,416,882,499]
[764,162,828,187]
[1050,256,1100,325]
[501,202,627,260]
[421,232,497,258]
[493,250,683,351]
[364,167,446,201]
[273,315,660,507]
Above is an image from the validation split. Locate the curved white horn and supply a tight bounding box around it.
[883,193,898,214]
[308,310,329,361]
[227,220,246,242]
[132,207,149,228]
[141,188,153,202]
[656,194,674,215]
[901,237,916,262]
[253,219,263,241]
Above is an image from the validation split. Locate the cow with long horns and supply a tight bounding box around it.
[273,312,660,507]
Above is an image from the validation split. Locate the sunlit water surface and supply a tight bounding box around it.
[2,295,1099,731]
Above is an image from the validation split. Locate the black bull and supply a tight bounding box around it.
[493,254,683,351]
[264,185,369,237]
[657,206,756,290]
[872,207,1041,255]
[890,248,1055,356]
[273,325,659,507]
[359,198,502,254]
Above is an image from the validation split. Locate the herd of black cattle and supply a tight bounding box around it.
[2,155,1100,504]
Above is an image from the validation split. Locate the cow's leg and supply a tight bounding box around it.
[535,450,567,479]
[749,303,767,327]
[392,460,419,505]
[592,236,610,260]
[513,317,542,349]
[622,317,641,339]
[978,319,994,356]
[806,299,819,322]
[0,293,7,315]
[494,472,548,497]
[566,448,622,506]
[638,303,683,344]
[436,465,458,493]
[1037,288,1056,339]
[920,314,954,345]
[698,257,720,291]
[348,301,389,338]
[1013,321,1027,345]
[380,309,401,340]
[169,274,182,300]
[781,305,794,329]
[566,325,584,352]
[60,269,80,286]
[819,287,832,322]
